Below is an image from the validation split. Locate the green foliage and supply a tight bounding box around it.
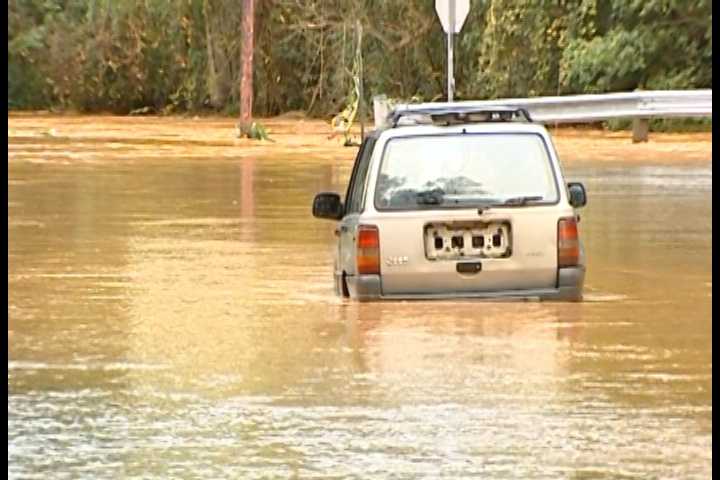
[240,121,272,141]
[562,29,650,93]
[561,0,712,93]
[7,0,713,121]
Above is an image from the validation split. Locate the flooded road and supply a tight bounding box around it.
[8,116,712,478]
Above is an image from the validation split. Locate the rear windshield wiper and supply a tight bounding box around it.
[415,189,445,205]
[502,195,544,206]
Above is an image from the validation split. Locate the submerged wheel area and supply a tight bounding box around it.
[340,272,350,297]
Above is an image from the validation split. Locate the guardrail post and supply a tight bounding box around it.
[632,118,650,143]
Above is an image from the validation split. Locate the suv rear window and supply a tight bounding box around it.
[374,133,559,210]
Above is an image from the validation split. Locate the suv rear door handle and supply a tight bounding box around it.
[334,225,348,236]
[457,262,482,274]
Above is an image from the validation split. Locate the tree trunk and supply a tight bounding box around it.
[203,0,222,108]
[238,0,255,134]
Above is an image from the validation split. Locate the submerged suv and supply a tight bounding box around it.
[313,106,587,301]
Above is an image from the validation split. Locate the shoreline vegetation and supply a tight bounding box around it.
[8,113,712,166]
[9,2,710,122]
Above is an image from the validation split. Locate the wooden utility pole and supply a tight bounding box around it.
[238,0,255,135]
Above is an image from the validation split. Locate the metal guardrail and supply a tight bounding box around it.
[374,89,712,141]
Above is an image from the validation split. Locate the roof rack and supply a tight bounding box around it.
[388,106,533,127]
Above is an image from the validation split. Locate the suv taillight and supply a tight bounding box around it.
[357,225,380,275]
[558,217,580,267]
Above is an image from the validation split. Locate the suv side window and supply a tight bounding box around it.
[344,137,376,214]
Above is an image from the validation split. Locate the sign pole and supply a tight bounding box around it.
[436,0,468,102]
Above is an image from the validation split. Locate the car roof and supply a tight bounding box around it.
[364,105,550,141]
[371,121,550,140]
[388,105,533,126]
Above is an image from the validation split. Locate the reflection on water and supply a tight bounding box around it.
[8,118,712,478]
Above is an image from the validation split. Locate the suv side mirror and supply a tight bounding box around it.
[567,182,587,208]
[312,192,344,220]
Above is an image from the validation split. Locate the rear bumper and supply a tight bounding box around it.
[344,266,585,302]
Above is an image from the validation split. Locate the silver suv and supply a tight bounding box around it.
[313,106,587,301]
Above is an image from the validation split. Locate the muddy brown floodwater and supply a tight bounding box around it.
[8,115,712,479]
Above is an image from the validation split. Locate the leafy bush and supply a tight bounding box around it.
[7,0,713,125]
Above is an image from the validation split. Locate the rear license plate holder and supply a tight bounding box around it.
[424,221,511,260]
